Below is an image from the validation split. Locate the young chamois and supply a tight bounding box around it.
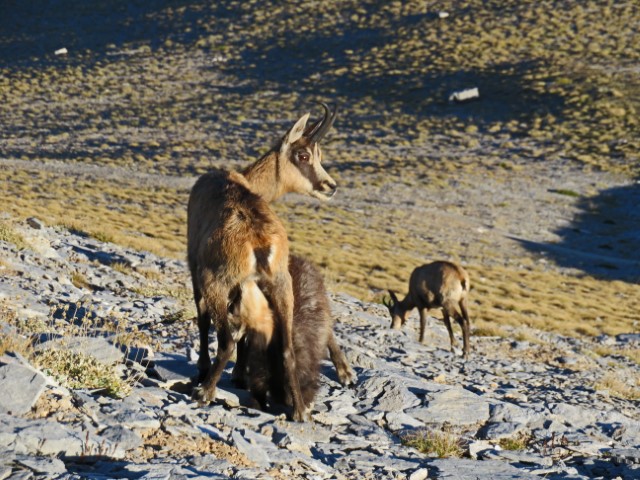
[384,261,471,357]
[187,104,337,421]
[230,255,355,416]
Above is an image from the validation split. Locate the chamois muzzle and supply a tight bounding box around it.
[307,102,337,144]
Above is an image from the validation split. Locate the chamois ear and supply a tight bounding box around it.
[282,113,310,149]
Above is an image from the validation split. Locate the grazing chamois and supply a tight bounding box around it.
[187,104,337,421]
[383,261,471,357]
[230,255,355,416]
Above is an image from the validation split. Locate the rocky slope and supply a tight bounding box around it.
[1,218,639,479]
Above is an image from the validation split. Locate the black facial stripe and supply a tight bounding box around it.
[296,158,323,189]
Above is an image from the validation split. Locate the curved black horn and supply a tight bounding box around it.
[307,102,337,143]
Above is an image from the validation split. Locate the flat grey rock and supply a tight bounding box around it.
[427,458,541,479]
[148,352,195,384]
[15,456,66,476]
[0,364,47,415]
[231,430,270,468]
[99,425,143,458]
[407,386,491,426]
[14,419,84,456]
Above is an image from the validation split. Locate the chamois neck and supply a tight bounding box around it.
[241,150,285,203]
[398,294,415,313]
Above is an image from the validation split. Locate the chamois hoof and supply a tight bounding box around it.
[292,410,306,423]
[338,366,357,387]
[192,385,215,405]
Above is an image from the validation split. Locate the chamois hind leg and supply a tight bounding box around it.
[193,319,235,403]
[458,297,471,358]
[441,304,458,353]
[327,330,355,386]
[231,335,247,388]
[260,270,305,421]
[191,279,211,383]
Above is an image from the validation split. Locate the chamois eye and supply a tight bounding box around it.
[297,152,310,163]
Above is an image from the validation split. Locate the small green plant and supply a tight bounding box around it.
[402,428,464,458]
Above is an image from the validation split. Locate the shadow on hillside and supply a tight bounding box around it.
[1,1,564,130]
[0,0,211,66]
[515,181,640,283]
[229,33,565,133]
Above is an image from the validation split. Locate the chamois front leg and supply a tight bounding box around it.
[193,283,212,383]
[441,306,458,353]
[418,307,428,344]
[193,320,235,403]
[327,331,356,386]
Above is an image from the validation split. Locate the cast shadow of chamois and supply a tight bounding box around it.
[515,180,640,283]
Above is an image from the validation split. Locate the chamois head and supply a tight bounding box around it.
[383,290,408,330]
[279,103,338,200]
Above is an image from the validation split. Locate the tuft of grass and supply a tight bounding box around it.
[593,345,640,366]
[401,429,464,458]
[0,221,28,250]
[473,322,508,338]
[111,262,133,275]
[32,349,130,398]
[594,373,640,400]
[91,231,115,243]
[499,434,531,451]
[71,271,91,290]
[0,305,33,357]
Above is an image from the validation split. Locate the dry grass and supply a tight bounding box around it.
[499,434,531,451]
[1,163,638,344]
[1,0,639,346]
[593,345,640,365]
[401,428,465,458]
[0,221,28,250]
[0,304,33,357]
[594,373,640,401]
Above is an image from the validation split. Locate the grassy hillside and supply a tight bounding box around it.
[1,0,638,342]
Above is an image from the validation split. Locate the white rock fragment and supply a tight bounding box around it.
[449,87,480,103]
[54,47,68,56]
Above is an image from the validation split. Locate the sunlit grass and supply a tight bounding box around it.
[401,428,465,458]
[594,373,640,401]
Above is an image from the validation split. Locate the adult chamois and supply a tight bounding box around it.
[230,255,355,417]
[187,104,337,421]
[384,261,471,357]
